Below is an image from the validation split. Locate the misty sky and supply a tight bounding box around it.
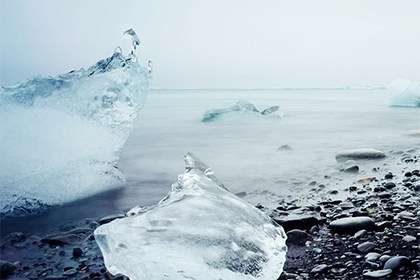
[1,0,419,88]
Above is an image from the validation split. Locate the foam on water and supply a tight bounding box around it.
[0,29,151,216]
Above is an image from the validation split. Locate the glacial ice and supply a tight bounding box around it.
[0,29,151,216]
[202,100,280,122]
[94,153,287,280]
[388,79,420,107]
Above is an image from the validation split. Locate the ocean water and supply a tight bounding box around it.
[2,89,419,235]
[120,89,419,205]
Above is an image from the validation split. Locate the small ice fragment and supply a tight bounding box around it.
[388,79,420,107]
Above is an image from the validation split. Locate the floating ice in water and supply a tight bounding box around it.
[94,153,287,280]
[0,29,151,216]
[202,100,281,122]
[388,79,420,107]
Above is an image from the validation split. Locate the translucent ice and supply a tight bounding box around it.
[94,153,287,280]
[0,29,151,216]
[202,100,281,122]
[388,79,420,107]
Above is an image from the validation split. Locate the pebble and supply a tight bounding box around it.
[0,260,17,278]
[310,264,328,273]
[62,268,78,276]
[335,149,386,162]
[354,229,367,238]
[363,269,392,278]
[329,217,376,234]
[72,247,83,258]
[41,234,82,246]
[402,235,416,242]
[344,165,359,173]
[365,252,381,262]
[384,182,396,189]
[357,241,376,253]
[384,256,411,271]
[286,229,310,246]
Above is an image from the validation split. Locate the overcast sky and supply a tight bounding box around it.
[1,0,419,88]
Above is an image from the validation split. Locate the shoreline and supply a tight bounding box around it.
[1,151,419,280]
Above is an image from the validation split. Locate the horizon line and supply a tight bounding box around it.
[150,86,388,91]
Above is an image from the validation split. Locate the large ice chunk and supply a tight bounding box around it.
[388,79,420,107]
[94,153,287,280]
[202,100,281,122]
[0,29,151,216]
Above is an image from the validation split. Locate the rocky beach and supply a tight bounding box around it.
[1,148,419,280]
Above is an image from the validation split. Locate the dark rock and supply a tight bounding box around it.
[41,234,82,246]
[343,165,359,173]
[286,229,310,246]
[384,172,394,179]
[235,192,247,198]
[357,241,376,253]
[363,269,392,278]
[99,214,126,225]
[273,216,324,232]
[384,182,396,189]
[44,276,68,280]
[277,145,293,151]
[65,228,92,235]
[384,256,411,271]
[4,232,26,245]
[72,247,83,258]
[329,217,376,234]
[310,264,328,273]
[335,149,386,162]
[378,193,391,199]
[362,261,380,269]
[62,268,77,276]
[0,260,17,278]
[349,186,357,191]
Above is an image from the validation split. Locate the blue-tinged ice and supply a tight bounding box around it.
[0,29,151,216]
[94,153,287,280]
[202,100,281,122]
[388,79,420,107]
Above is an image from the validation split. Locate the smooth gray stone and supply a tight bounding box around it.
[384,256,411,271]
[330,217,376,234]
[335,149,386,162]
[363,269,392,278]
[357,241,376,253]
[343,165,359,173]
[310,264,328,273]
[286,229,310,246]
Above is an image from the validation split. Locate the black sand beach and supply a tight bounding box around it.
[1,150,419,280]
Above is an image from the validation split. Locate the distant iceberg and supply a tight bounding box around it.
[202,100,281,122]
[388,79,420,107]
[95,153,287,280]
[0,29,151,216]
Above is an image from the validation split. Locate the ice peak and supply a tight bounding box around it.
[184,152,227,190]
[123,28,141,61]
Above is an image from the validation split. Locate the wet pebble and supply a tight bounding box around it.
[357,241,376,253]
